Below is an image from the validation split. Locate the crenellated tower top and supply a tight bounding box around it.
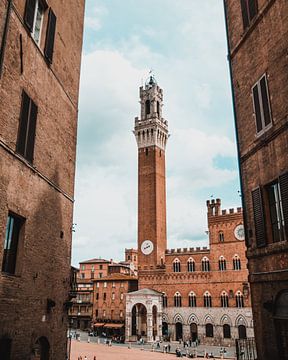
[133,75,169,151]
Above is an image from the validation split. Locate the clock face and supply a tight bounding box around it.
[141,240,154,255]
[234,224,245,241]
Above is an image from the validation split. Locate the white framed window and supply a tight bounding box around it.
[252,74,272,135]
[32,0,44,45]
[104,282,107,288]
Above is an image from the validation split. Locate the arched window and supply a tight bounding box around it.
[201,257,210,272]
[205,323,214,337]
[187,258,195,272]
[35,337,50,360]
[238,325,247,339]
[145,99,150,116]
[233,255,241,270]
[203,291,212,307]
[189,291,197,307]
[173,258,181,272]
[218,256,227,271]
[221,291,229,307]
[219,231,224,242]
[157,101,160,116]
[223,324,231,338]
[235,291,244,308]
[162,293,168,308]
[174,292,182,307]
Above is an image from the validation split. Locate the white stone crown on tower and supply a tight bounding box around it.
[133,76,169,151]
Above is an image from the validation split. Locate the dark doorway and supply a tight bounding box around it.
[190,323,197,341]
[162,322,168,336]
[175,322,183,341]
[223,324,231,338]
[274,290,288,360]
[0,337,12,360]
[238,325,247,339]
[132,305,137,336]
[152,305,157,340]
[205,323,213,337]
[35,337,50,360]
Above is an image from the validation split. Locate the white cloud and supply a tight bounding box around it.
[85,4,108,31]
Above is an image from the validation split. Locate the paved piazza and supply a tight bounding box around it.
[70,341,173,360]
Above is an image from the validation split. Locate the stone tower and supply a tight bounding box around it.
[134,75,169,270]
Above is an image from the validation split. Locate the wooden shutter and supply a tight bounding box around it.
[248,0,258,21]
[240,0,249,29]
[252,187,266,247]
[24,0,36,32]
[26,99,38,163]
[17,91,30,156]
[44,9,57,64]
[252,84,262,133]
[260,76,271,127]
[279,172,288,239]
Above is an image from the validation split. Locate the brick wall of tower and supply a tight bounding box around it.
[138,146,167,268]
[0,1,85,359]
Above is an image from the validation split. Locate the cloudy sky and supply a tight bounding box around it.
[71,0,241,266]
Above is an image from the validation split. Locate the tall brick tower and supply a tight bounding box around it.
[134,76,169,270]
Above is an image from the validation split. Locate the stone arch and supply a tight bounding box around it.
[162,313,169,323]
[188,313,199,325]
[34,336,50,360]
[204,314,214,325]
[235,314,248,327]
[220,314,232,326]
[173,313,184,324]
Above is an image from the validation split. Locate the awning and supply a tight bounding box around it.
[93,323,105,327]
[103,323,124,329]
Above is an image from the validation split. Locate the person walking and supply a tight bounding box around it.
[93,356,96,360]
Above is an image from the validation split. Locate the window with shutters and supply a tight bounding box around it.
[2,213,25,275]
[16,91,38,163]
[240,0,258,29]
[267,180,286,243]
[24,0,45,45]
[252,74,272,135]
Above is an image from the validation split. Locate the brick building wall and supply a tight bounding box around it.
[0,1,84,359]
[224,0,288,358]
[138,200,253,345]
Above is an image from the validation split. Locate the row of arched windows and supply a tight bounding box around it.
[205,323,247,339]
[172,255,241,273]
[163,291,244,308]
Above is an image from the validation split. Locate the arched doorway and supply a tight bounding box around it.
[34,337,50,360]
[131,303,147,338]
[190,323,197,341]
[238,325,247,339]
[162,322,168,337]
[274,290,288,360]
[175,322,183,341]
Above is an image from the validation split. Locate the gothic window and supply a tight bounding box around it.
[218,256,227,271]
[162,293,168,308]
[219,231,224,242]
[174,292,182,307]
[188,292,197,307]
[204,291,212,308]
[205,323,213,337]
[238,325,247,339]
[187,258,195,272]
[223,324,231,339]
[233,255,241,270]
[173,258,181,272]
[235,291,244,308]
[145,100,150,116]
[221,292,229,308]
[201,257,210,272]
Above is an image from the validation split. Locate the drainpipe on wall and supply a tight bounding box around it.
[0,0,12,78]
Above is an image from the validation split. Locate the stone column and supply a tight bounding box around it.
[157,312,162,341]
[147,312,153,342]
[125,311,131,342]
